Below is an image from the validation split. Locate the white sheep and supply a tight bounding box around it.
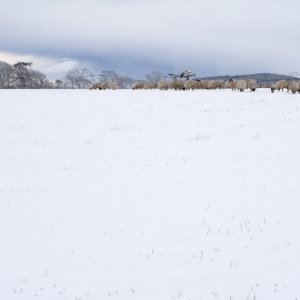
[158,78,169,90]
[132,82,144,90]
[89,83,102,90]
[111,82,118,90]
[228,79,238,90]
[288,81,300,94]
[101,82,109,90]
[224,81,231,89]
[172,78,184,90]
[151,82,158,89]
[143,82,151,90]
[271,80,288,93]
[194,80,201,89]
[183,80,196,90]
[208,80,224,90]
[199,80,210,89]
[246,79,257,91]
[236,80,247,92]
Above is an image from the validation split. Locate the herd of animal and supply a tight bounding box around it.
[89,82,118,90]
[89,79,300,94]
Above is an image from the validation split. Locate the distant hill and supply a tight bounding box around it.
[195,73,300,84]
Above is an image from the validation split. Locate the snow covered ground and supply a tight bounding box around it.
[0,89,299,300]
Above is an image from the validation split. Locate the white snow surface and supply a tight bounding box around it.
[0,89,299,300]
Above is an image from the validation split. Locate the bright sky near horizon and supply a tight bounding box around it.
[1,0,300,79]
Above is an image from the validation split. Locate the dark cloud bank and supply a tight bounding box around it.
[1,0,300,79]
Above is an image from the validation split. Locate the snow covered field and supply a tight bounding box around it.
[0,89,299,300]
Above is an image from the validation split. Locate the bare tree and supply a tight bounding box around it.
[81,68,94,89]
[64,68,78,89]
[30,70,48,88]
[99,70,120,83]
[118,76,136,89]
[0,60,55,89]
[145,71,163,84]
[65,67,94,89]
[55,79,64,89]
[0,61,14,89]
[98,71,136,89]
[11,64,33,89]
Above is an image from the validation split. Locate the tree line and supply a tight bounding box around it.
[0,59,164,89]
[0,60,53,89]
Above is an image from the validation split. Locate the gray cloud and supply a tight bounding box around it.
[1,0,300,78]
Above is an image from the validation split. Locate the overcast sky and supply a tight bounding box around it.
[1,0,300,80]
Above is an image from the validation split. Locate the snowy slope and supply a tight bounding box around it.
[0,89,299,300]
[282,72,300,78]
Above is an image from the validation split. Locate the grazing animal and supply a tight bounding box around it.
[132,82,144,90]
[183,80,196,90]
[172,78,184,90]
[208,80,224,90]
[143,82,151,90]
[100,82,109,90]
[224,81,231,89]
[246,79,257,91]
[288,81,300,94]
[111,82,118,90]
[228,79,238,90]
[236,80,247,92]
[194,80,202,89]
[89,83,102,90]
[199,80,210,89]
[158,78,169,90]
[151,82,158,89]
[271,80,288,93]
